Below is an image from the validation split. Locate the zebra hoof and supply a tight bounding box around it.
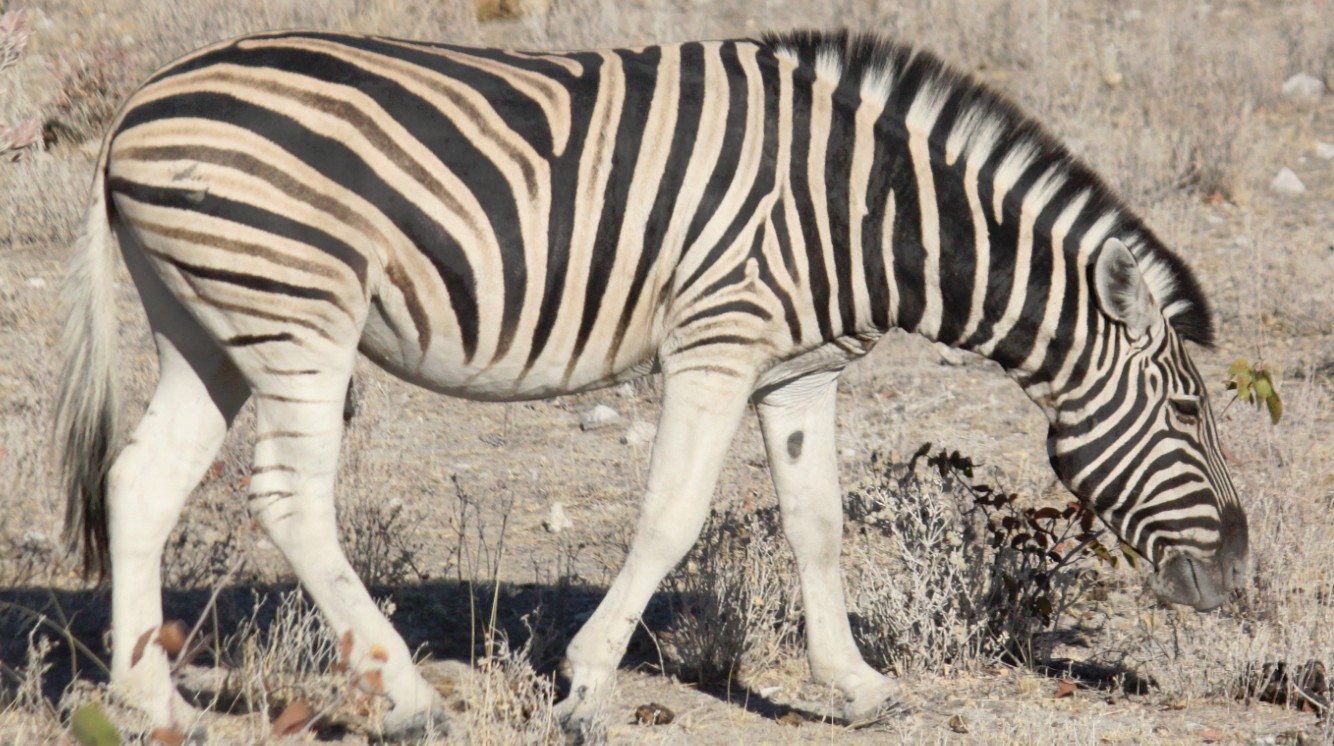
[842,697,912,728]
[379,705,449,742]
[558,714,599,746]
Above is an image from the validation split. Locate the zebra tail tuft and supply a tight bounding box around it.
[56,160,119,581]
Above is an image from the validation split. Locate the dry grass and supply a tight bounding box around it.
[1,0,1332,743]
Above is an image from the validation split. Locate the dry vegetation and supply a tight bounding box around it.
[2,0,1333,743]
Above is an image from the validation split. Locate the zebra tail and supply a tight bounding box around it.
[56,159,119,581]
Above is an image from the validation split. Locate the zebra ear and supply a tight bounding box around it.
[1094,238,1158,339]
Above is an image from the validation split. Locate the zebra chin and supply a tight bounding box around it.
[1148,528,1249,611]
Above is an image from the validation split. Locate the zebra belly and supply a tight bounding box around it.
[357,293,660,401]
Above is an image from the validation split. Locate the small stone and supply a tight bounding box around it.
[633,703,674,726]
[1269,168,1306,196]
[1281,73,1326,101]
[1315,142,1334,160]
[757,685,782,698]
[579,404,620,430]
[542,502,572,534]
[948,714,970,734]
[25,276,45,288]
[620,420,657,447]
[776,711,805,727]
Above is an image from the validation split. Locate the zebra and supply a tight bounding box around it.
[57,28,1249,737]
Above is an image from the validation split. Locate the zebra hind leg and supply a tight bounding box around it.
[107,247,250,733]
[239,351,445,738]
[754,370,900,722]
[555,366,755,738]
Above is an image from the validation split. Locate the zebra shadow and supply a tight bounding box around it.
[0,578,816,723]
[0,581,1149,726]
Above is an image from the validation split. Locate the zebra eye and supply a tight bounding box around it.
[1169,397,1200,425]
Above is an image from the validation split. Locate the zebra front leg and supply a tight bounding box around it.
[555,367,754,736]
[244,366,444,738]
[755,370,898,721]
[107,331,248,731]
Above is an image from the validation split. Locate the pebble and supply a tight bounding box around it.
[579,404,621,430]
[1268,168,1306,196]
[621,419,657,446]
[1315,142,1334,160]
[1281,72,1326,101]
[543,502,573,534]
[25,276,45,288]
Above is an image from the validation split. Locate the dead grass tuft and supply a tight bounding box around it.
[659,506,800,686]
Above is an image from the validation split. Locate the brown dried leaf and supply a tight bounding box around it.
[157,621,187,656]
[1054,679,1077,699]
[131,628,155,667]
[340,629,355,664]
[361,669,384,694]
[150,727,186,746]
[1200,728,1223,741]
[369,644,389,663]
[271,698,316,737]
[776,711,805,727]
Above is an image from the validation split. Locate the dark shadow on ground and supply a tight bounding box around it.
[0,579,1156,722]
[0,579,725,711]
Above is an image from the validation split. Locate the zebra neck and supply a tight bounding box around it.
[797,83,1104,400]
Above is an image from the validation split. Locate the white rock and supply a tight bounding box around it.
[579,404,620,430]
[25,276,45,288]
[1315,142,1334,160]
[1268,168,1306,195]
[543,503,573,534]
[757,685,783,698]
[621,420,657,447]
[1281,72,1326,100]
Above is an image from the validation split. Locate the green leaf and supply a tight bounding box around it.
[71,704,121,746]
[1227,358,1251,377]
[1119,541,1142,570]
[1033,596,1053,621]
[1252,375,1274,401]
[1266,392,1283,425]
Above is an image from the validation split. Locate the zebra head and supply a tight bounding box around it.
[1045,237,1248,611]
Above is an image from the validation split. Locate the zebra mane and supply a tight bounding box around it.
[757,29,1215,348]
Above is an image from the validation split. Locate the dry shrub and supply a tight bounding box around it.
[844,447,1110,676]
[0,11,39,160]
[659,506,800,686]
[452,628,561,745]
[219,589,359,726]
[44,46,137,146]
